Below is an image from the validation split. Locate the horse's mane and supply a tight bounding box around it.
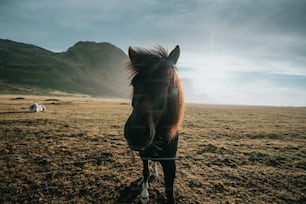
[128,46,184,140]
[164,71,184,140]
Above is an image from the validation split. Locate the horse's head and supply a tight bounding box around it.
[124,45,181,151]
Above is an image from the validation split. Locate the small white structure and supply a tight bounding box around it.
[29,103,47,112]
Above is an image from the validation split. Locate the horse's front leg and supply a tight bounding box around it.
[140,159,150,204]
[152,161,158,177]
[161,160,176,204]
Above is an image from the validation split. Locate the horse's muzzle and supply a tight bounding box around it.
[124,114,155,151]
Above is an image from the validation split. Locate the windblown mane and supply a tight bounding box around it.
[128,46,184,140]
[164,72,184,140]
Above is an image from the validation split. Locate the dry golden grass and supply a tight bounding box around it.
[0,95,305,203]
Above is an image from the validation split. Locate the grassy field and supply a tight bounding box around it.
[0,95,305,203]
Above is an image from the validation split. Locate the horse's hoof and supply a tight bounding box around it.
[140,196,149,204]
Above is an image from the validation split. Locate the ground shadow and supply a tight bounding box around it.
[115,178,142,204]
[115,177,167,204]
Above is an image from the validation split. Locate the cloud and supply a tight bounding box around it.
[1,0,306,105]
[230,71,306,90]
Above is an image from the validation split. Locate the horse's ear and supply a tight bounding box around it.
[128,46,138,65]
[168,45,180,64]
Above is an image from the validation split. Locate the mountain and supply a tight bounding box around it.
[0,39,130,97]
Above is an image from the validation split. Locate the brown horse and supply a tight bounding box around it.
[124,45,184,203]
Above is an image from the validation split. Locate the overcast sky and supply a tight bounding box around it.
[1,0,306,106]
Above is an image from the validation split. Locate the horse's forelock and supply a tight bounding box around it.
[128,46,169,75]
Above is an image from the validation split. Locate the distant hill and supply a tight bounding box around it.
[0,39,130,97]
